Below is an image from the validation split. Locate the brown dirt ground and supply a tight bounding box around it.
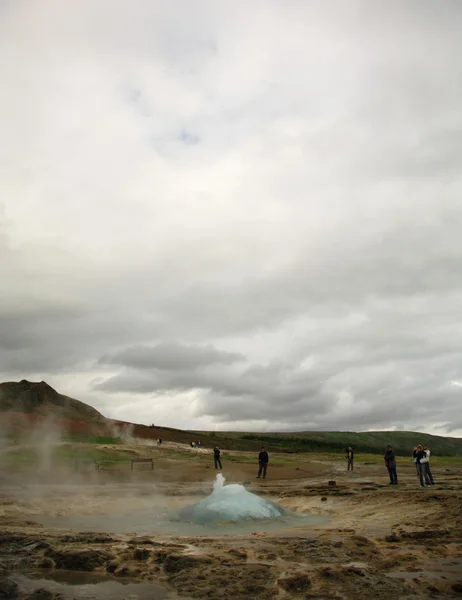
[0,447,461,600]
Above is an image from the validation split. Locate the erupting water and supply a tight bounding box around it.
[177,473,287,523]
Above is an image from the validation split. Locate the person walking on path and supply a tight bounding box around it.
[346,447,354,471]
[257,447,269,479]
[415,444,432,487]
[384,445,398,484]
[421,445,435,485]
[213,446,223,470]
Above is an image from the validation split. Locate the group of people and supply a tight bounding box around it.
[213,443,436,487]
[384,444,435,487]
[412,444,435,487]
[213,446,269,479]
[346,444,435,488]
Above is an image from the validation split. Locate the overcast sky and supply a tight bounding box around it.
[1,0,462,436]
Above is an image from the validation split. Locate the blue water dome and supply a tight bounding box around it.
[177,474,288,523]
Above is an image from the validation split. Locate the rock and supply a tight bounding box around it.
[106,560,119,573]
[37,557,54,569]
[128,536,154,545]
[321,497,327,501]
[344,566,365,576]
[133,548,150,560]
[59,533,115,544]
[278,574,311,592]
[24,541,51,552]
[44,548,113,571]
[114,566,135,577]
[163,554,212,574]
[24,589,61,600]
[228,548,247,559]
[0,578,19,599]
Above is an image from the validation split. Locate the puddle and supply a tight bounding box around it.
[39,510,327,536]
[12,572,185,599]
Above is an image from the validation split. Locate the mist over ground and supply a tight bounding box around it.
[1,0,462,435]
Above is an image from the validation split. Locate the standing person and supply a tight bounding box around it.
[346,447,354,471]
[421,445,435,485]
[384,445,398,484]
[213,446,222,470]
[415,444,432,487]
[412,447,419,474]
[257,447,269,479]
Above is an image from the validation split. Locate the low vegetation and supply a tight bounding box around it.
[2,379,461,457]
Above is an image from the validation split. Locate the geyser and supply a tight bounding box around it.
[177,474,287,523]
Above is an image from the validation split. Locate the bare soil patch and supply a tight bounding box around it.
[0,447,461,599]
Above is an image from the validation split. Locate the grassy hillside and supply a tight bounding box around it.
[224,430,462,456]
[1,380,461,456]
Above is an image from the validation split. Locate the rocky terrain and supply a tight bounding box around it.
[0,443,461,600]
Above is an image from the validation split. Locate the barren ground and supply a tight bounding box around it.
[0,443,461,599]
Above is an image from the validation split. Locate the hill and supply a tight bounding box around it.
[1,380,461,456]
[0,380,105,422]
[229,430,462,457]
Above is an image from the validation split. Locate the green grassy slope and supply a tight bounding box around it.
[1,380,461,457]
[228,430,462,456]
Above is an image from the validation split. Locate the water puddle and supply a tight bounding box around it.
[39,510,326,536]
[38,474,328,536]
[12,572,185,599]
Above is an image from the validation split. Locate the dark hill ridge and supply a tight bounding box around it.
[1,380,461,455]
[0,379,105,423]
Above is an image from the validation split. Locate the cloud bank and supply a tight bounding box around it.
[1,0,461,434]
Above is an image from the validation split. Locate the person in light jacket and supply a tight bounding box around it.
[421,444,435,485]
[415,444,432,487]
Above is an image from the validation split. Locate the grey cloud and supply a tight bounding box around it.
[99,343,245,370]
[1,0,462,435]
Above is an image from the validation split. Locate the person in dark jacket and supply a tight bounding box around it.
[384,445,398,484]
[346,447,354,471]
[257,447,269,479]
[412,447,419,474]
[213,447,222,470]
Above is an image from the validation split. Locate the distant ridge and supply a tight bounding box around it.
[1,380,461,455]
[0,379,105,422]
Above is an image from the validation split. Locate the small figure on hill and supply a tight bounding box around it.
[346,446,354,471]
[257,447,269,479]
[213,446,223,470]
[420,444,435,485]
[415,444,432,488]
[384,445,398,485]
